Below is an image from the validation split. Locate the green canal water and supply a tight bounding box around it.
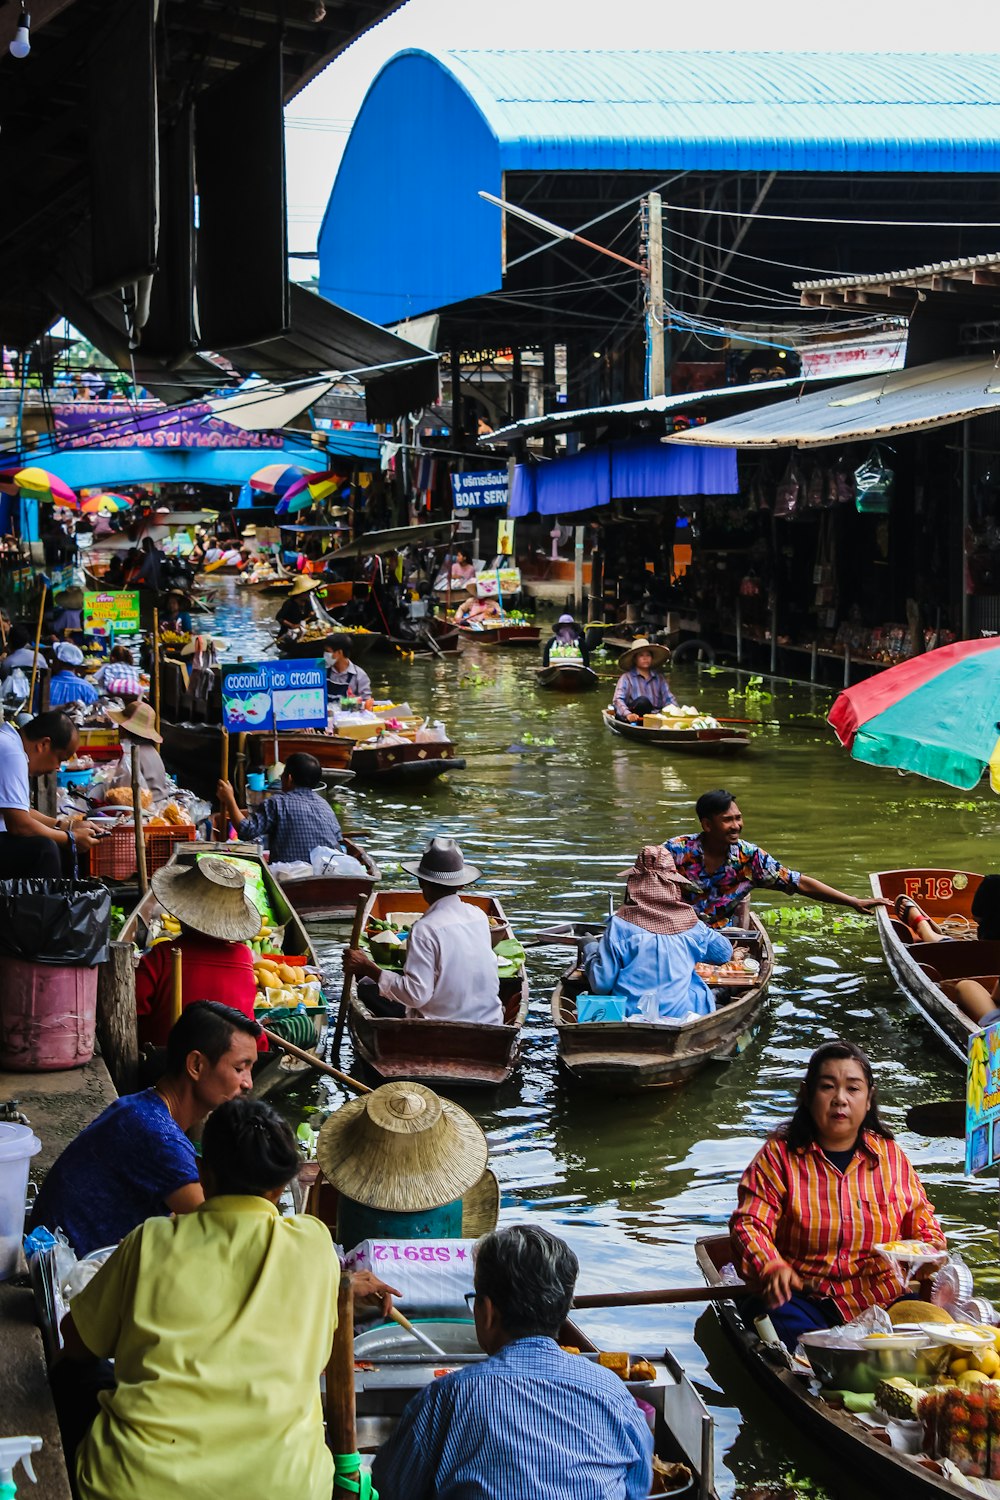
[206,581,997,1499]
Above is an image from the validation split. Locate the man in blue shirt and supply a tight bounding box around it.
[29,1002,262,1256]
[217,751,343,864]
[372,1225,653,1500]
[48,641,100,707]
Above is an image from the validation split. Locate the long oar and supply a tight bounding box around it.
[261,1027,372,1095]
[333,893,367,1060]
[571,1284,751,1310]
[905,1099,965,1138]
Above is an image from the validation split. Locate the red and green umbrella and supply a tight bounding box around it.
[828,638,1000,792]
[248,462,308,498]
[280,467,345,506]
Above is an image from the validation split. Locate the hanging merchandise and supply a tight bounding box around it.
[806,467,825,510]
[854,445,895,514]
[832,457,855,506]
[773,455,805,520]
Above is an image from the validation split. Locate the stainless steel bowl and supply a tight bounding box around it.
[797,1331,948,1392]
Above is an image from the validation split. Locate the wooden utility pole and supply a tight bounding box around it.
[645,191,666,399]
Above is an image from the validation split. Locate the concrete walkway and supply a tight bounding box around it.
[1,1055,117,1500]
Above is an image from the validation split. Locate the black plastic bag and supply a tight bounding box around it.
[0,879,112,966]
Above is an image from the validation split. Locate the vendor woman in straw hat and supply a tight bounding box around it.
[316,1080,497,1242]
[135,856,263,1051]
[344,836,503,1026]
[585,845,733,1021]
[612,636,675,723]
[105,700,169,804]
[275,575,322,635]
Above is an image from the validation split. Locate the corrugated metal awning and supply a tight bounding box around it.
[664,358,1000,450]
[327,520,457,560]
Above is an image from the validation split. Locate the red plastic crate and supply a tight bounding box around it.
[84,824,196,881]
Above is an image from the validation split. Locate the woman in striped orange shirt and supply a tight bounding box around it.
[731,1039,946,1345]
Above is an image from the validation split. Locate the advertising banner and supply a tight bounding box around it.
[221,659,327,734]
[966,1021,1000,1174]
[83,591,141,636]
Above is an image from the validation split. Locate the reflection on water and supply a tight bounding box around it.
[202,581,993,1497]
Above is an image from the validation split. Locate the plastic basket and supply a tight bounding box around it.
[85,824,196,881]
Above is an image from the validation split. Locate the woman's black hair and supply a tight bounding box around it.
[201,1097,300,1197]
[972,876,1000,941]
[776,1039,893,1151]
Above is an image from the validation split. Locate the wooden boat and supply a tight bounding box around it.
[869,867,990,1065]
[552,916,774,1091]
[348,737,465,786]
[159,719,355,800]
[535,661,599,691]
[118,840,327,1095]
[276,627,391,660]
[602,707,751,754]
[348,890,529,1088]
[457,621,541,649]
[275,838,380,920]
[696,1234,967,1499]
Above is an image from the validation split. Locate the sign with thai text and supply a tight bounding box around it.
[221,659,327,734]
[83,591,141,636]
[52,402,284,451]
[966,1020,1000,1174]
[451,470,508,510]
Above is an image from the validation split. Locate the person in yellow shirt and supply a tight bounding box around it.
[56,1097,397,1500]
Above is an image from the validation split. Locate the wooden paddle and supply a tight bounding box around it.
[572,1284,751,1310]
[905,1099,966,1138]
[388,1306,448,1357]
[261,1027,371,1094]
[27,582,46,709]
[332,892,367,1061]
[130,744,148,895]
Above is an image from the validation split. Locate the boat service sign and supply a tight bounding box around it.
[966,1021,1000,1175]
[83,591,141,636]
[222,659,327,734]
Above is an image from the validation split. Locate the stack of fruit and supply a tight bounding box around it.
[253,955,322,1012]
[920,1381,1000,1478]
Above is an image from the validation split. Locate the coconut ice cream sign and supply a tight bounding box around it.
[222,660,327,733]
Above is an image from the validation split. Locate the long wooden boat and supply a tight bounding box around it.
[696,1233,968,1499]
[348,889,529,1088]
[602,707,751,754]
[276,627,391,660]
[159,719,356,800]
[263,730,465,787]
[276,838,380,920]
[118,840,326,1095]
[535,661,599,691]
[552,915,773,1091]
[457,621,541,649]
[869,867,990,1065]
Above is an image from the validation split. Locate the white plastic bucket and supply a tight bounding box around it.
[0,1122,41,1279]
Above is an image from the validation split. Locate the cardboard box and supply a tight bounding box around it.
[576,994,628,1023]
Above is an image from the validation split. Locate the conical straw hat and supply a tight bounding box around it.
[150,855,261,943]
[316,1081,488,1213]
[461,1168,500,1238]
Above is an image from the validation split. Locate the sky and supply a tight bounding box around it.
[284,0,1000,260]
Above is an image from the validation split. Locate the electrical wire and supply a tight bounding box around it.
[663,201,1000,230]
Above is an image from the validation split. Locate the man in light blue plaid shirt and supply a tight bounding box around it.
[372,1225,653,1500]
[217,752,343,864]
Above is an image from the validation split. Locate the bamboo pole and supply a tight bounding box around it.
[260,1028,371,1095]
[27,583,47,710]
[131,743,148,894]
[571,1285,751,1310]
[152,609,161,735]
[216,728,230,839]
[170,945,183,1027]
[328,1274,359,1500]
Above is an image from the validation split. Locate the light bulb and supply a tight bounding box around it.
[9,12,30,57]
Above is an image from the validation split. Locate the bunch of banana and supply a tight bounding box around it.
[969,1032,990,1113]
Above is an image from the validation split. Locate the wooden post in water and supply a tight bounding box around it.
[131,743,148,894]
[328,1274,359,1500]
[152,610,161,735]
[96,941,138,1093]
[27,583,47,710]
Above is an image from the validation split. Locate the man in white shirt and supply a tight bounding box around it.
[0,710,100,878]
[344,837,503,1026]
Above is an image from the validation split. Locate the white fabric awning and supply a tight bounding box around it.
[664,357,1000,450]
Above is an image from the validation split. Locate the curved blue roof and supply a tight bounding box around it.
[318,49,1000,325]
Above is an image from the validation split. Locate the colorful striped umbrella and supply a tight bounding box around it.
[81,492,133,514]
[280,467,346,506]
[248,463,308,498]
[828,638,1000,792]
[14,466,78,507]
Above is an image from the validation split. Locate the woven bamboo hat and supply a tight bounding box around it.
[150,855,261,944]
[316,1081,488,1213]
[288,575,322,598]
[106,699,162,745]
[617,636,670,671]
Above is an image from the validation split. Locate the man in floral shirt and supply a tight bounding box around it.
[666,789,889,928]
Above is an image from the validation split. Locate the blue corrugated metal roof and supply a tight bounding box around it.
[318,48,1000,325]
